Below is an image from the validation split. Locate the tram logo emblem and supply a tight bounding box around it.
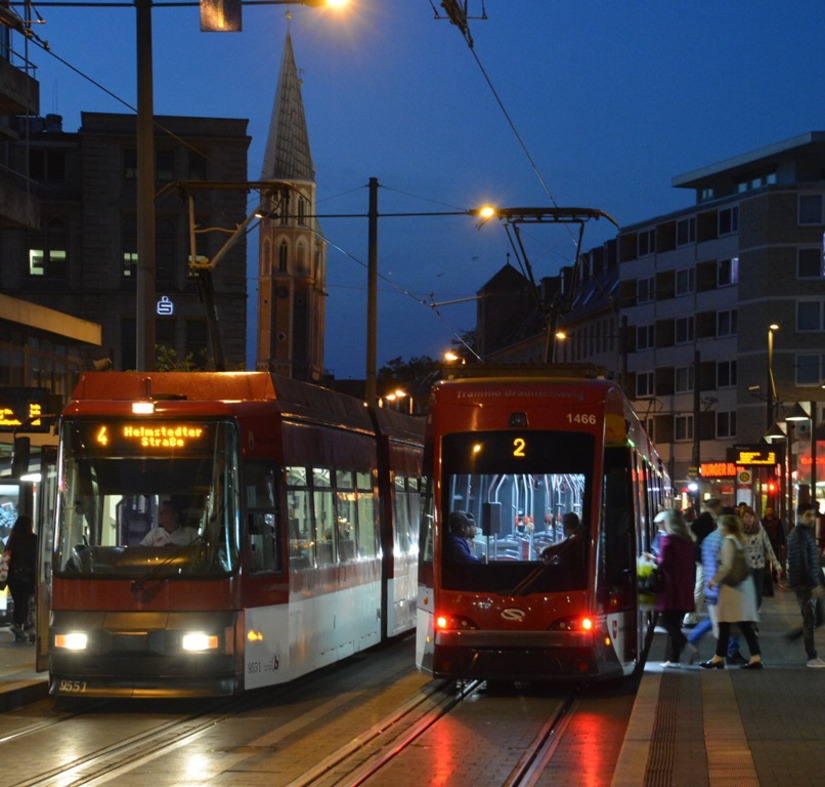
[501,608,527,621]
[612,620,618,639]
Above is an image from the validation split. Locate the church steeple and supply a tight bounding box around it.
[261,30,314,183]
[256,29,326,383]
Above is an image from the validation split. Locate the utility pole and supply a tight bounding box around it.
[365,177,378,403]
[135,0,156,372]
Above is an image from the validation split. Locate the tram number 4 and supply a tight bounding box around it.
[247,655,280,674]
[58,680,87,693]
[566,413,596,425]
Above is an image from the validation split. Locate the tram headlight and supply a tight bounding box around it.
[182,632,219,652]
[54,632,88,651]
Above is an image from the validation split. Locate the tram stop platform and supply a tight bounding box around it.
[612,581,825,787]
[0,624,48,711]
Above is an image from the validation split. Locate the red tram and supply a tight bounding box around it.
[415,367,670,682]
[48,372,423,698]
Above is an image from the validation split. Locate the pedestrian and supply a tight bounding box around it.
[3,514,38,643]
[651,510,696,667]
[683,497,721,627]
[741,505,780,612]
[760,505,785,582]
[786,502,825,667]
[685,507,743,664]
[443,510,480,564]
[700,514,763,670]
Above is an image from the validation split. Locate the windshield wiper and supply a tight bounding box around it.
[131,535,205,591]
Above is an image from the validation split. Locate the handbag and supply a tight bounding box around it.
[722,540,750,586]
[0,549,10,589]
[638,559,663,595]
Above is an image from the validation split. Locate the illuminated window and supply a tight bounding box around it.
[28,219,67,278]
[718,257,739,286]
[122,217,137,277]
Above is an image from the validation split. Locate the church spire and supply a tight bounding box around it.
[261,29,314,182]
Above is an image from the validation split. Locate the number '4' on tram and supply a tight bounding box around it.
[415,366,670,682]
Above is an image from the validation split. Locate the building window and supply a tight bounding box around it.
[636,371,654,398]
[716,411,737,439]
[28,219,67,278]
[799,194,824,225]
[637,324,655,350]
[676,217,695,246]
[719,206,739,235]
[156,150,175,183]
[675,316,694,344]
[638,229,655,257]
[675,365,694,393]
[797,301,825,332]
[278,240,288,272]
[795,353,825,386]
[718,257,739,286]
[717,309,738,337]
[29,148,67,182]
[675,268,695,296]
[122,217,137,277]
[187,149,207,180]
[298,197,306,226]
[124,148,137,180]
[637,276,655,303]
[700,187,714,202]
[675,415,693,442]
[717,360,737,388]
[798,247,825,279]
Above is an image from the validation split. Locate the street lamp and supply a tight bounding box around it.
[767,323,779,430]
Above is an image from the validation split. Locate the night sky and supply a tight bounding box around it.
[24,0,825,377]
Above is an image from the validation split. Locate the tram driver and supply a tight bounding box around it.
[443,510,481,564]
[540,512,588,582]
[140,499,199,547]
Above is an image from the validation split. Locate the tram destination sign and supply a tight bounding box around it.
[74,420,214,455]
[727,444,784,465]
[0,386,50,433]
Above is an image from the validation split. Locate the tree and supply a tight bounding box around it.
[377,355,439,397]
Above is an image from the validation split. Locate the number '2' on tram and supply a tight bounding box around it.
[49,372,424,698]
[415,367,670,682]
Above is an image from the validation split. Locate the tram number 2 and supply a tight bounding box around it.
[566,413,596,425]
[247,655,280,674]
[58,679,87,693]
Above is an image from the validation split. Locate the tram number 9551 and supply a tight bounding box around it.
[247,654,280,674]
[58,679,87,693]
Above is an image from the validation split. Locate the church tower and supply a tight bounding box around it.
[256,30,326,382]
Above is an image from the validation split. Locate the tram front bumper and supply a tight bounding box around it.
[433,629,622,681]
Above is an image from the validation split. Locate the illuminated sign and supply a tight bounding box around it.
[157,295,174,316]
[729,445,782,466]
[0,387,49,433]
[73,421,212,456]
[700,462,739,478]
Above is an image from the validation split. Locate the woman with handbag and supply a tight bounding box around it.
[653,509,696,668]
[4,514,37,643]
[700,513,762,669]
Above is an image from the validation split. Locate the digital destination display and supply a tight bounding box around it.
[72,420,214,456]
[0,387,50,433]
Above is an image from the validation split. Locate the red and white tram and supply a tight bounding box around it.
[416,366,670,682]
[48,372,423,698]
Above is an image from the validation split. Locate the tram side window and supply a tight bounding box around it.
[419,476,434,567]
[313,468,336,567]
[602,447,635,590]
[335,470,357,563]
[356,471,377,558]
[394,475,410,553]
[245,461,281,573]
[286,467,313,570]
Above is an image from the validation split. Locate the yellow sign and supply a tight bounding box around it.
[733,449,777,466]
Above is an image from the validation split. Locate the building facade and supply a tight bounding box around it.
[0,111,250,372]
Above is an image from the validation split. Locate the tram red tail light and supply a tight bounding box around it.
[548,616,596,632]
[435,614,478,631]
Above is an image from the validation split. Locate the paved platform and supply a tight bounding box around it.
[612,581,825,787]
[0,624,48,710]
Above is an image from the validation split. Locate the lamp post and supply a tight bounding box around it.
[766,323,779,430]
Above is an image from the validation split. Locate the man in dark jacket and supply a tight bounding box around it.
[786,503,825,667]
[443,510,481,564]
[684,498,720,627]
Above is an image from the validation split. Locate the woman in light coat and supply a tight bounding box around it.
[741,505,779,612]
[699,514,763,669]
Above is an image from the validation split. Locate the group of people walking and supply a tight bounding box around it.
[648,498,825,669]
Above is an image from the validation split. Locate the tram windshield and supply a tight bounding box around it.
[54,418,240,578]
[440,430,594,593]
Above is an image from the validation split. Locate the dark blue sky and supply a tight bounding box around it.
[26,0,825,378]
